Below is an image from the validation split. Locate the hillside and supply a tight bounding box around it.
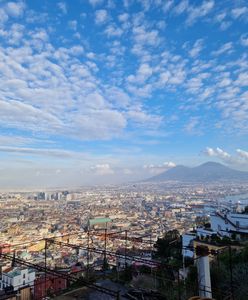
[147,162,248,182]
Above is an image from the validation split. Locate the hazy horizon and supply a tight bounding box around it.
[0,0,248,187]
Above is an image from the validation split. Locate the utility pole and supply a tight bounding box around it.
[87,229,90,280]
[125,230,127,269]
[104,227,107,276]
[44,239,47,298]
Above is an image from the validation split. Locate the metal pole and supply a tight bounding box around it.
[11,250,16,267]
[150,233,152,276]
[125,230,127,269]
[104,227,107,276]
[45,239,47,298]
[87,228,90,280]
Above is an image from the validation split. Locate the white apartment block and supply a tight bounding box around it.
[0,267,35,292]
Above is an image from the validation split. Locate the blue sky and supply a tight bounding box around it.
[0,0,248,188]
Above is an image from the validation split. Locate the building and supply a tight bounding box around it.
[182,227,220,259]
[210,211,248,239]
[34,275,67,299]
[182,232,195,258]
[0,267,35,292]
[89,217,112,229]
[0,244,11,254]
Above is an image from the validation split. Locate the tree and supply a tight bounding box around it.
[154,230,182,263]
[195,215,210,226]
[243,205,248,214]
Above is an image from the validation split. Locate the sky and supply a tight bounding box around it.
[0,0,248,188]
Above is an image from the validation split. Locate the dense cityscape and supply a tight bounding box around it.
[1,181,248,299]
[1,182,248,249]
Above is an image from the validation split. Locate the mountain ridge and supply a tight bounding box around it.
[147,161,248,182]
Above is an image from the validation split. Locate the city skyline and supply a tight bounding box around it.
[0,0,248,187]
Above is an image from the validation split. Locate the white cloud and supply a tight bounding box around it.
[68,20,77,31]
[90,164,114,175]
[106,87,130,108]
[162,0,174,12]
[95,9,108,24]
[133,26,160,47]
[0,146,84,158]
[186,0,215,25]
[5,1,25,17]
[0,8,8,24]
[205,147,231,159]
[137,0,151,11]
[57,2,67,14]
[217,77,231,88]
[240,33,248,47]
[127,109,162,129]
[0,33,139,141]
[0,23,25,45]
[144,161,176,174]
[89,0,104,7]
[204,147,248,167]
[235,72,248,87]
[156,20,166,30]
[174,0,189,15]
[220,21,231,31]
[215,12,226,23]
[169,69,186,85]
[205,147,236,163]
[118,13,129,22]
[104,24,123,37]
[25,10,48,24]
[1,0,248,187]
[236,149,248,160]
[186,77,202,92]
[0,99,62,133]
[158,71,170,86]
[129,63,153,84]
[123,168,132,175]
[184,117,202,135]
[212,42,233,56]
[0,135,40,147]
[231,7,248,19]
[189,39,204,58]
[214,12,232,30]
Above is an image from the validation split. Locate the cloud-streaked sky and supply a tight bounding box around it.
[0,0,248,188]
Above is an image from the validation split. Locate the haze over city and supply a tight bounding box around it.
[0,0,248,188]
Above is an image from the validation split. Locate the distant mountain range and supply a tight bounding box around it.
[147,161,248,182]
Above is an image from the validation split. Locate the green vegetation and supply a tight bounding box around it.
[195,215,210,227]
[197,233,240,246]
[242,205,248,214]
[155,230,248,300]
[185,244,248,300]
[210,245,248,300]
[154,229,182,265]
